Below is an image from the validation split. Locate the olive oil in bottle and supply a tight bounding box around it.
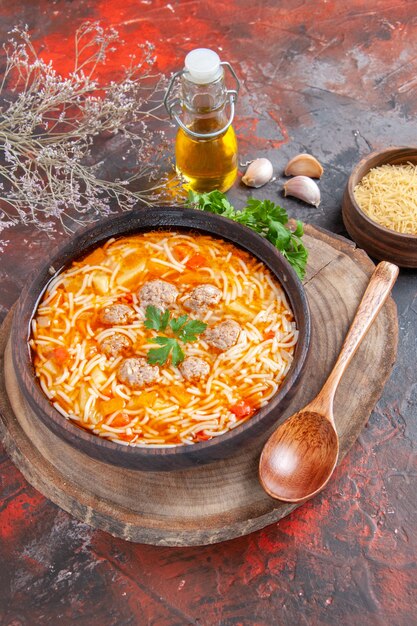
[175,122,238,193]
[165,48,240,193]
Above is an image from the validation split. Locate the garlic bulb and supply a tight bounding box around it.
[283,176,321,207]
[285,153,323,178]
[242,158,274,188]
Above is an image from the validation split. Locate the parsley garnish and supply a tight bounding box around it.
[147,336,184,366]
[172,318,207,342]
[145,306,207,366]
[187,191,308,280]
[144,306,170,332]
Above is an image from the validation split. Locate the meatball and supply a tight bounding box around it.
[183,284,222,313]
[98,304,134,325]
[138,279,178,311]
[99,333,131,358]
[203,320,241,350]
[179,356,210,381]
[117,357,159,388]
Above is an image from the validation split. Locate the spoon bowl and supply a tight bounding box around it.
[260,410,339,502]
[259,261,399,502]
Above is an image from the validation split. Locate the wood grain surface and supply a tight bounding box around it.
[0,224,398,546]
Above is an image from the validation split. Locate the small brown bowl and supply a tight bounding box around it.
[342,146,417,268]
[10,207,311,471]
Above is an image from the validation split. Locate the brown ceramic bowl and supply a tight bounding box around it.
[342,146,417,268]
[11,207,311,471]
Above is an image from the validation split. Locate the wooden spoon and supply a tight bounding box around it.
[259,261,399,503]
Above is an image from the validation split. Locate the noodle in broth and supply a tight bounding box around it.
[30,231,298,447]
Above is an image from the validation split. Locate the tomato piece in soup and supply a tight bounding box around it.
[229,400,254,420]
[186,253,207,269]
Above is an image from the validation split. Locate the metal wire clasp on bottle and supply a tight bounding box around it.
[164,62,240,140]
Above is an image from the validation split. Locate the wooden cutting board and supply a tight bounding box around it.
[0,224,398,546]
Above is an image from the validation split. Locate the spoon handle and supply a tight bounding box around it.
[311,261,398,416]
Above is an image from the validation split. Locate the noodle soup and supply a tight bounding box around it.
[30,231,298,447]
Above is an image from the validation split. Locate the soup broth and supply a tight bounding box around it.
[30,231,298,447]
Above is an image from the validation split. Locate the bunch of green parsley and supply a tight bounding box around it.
[187,191,308,280]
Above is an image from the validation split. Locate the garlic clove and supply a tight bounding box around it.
[284,153,324,178]
[242,158,274,188]
[283,176,321,207]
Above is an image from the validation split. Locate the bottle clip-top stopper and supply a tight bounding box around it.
[164,48,240,139]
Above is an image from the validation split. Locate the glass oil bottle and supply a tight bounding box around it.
[164,49,240,193]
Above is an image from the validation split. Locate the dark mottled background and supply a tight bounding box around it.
[0,1,416,625]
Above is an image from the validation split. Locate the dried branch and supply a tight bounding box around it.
[0,22,173,238]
